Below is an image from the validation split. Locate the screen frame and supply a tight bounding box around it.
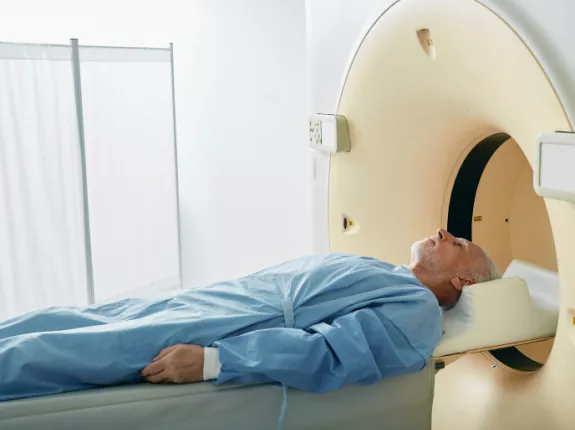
[534,131,575,204]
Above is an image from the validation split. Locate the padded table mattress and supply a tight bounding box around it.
[0,361,435,430]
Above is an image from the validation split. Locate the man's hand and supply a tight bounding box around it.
[141,344,204,384]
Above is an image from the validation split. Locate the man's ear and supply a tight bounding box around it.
[450,277,472,291]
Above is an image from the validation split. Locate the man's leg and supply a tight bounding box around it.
[0,296,170,340]
[0,307,106,340]
[0,309,210,402]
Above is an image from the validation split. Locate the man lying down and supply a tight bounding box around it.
[0,229,500,402]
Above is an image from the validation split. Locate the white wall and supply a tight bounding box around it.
[0,0,311,290]
[176,1,311,286]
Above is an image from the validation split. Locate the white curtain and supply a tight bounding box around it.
[0,44,88,319]
[0,42,180,318]
[79,47,180,302]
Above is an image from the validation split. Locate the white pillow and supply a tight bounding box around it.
[503,259,560,312]
[433,263,559,357]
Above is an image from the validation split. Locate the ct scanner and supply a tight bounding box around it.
[308,0,575,429]
[2,0,575,429]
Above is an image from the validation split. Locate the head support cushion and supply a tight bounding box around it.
[433,263,559,357]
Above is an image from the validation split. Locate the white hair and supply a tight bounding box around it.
[411,239,501,285]
[441,250,501,310]
[471,249,501,284]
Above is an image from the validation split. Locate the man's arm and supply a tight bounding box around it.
[211,299,442,392]
[143,294,442,391]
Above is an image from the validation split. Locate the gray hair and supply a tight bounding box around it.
[472,249,501,283]
[442,249,501,311]
[442,251,501,310]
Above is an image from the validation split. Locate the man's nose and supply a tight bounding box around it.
[437,228,452,241]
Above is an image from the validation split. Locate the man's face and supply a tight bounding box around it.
[411,228,486,279]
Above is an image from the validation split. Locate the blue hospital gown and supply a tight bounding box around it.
[0,253,442,402]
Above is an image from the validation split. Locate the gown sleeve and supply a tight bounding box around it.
[212,292,442,392]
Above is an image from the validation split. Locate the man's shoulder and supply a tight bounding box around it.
[263,252,388,269]
[251,252,409,283]
[315,252,395,266]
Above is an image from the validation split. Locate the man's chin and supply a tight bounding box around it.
[410,242,423,262]
[411,240,434,264]
[411,240,426,252]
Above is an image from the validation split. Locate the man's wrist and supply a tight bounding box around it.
[203,347,221,380]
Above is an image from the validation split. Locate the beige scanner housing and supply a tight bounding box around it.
[324,0,575,428]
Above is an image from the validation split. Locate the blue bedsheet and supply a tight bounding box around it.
[0,253,442,401]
